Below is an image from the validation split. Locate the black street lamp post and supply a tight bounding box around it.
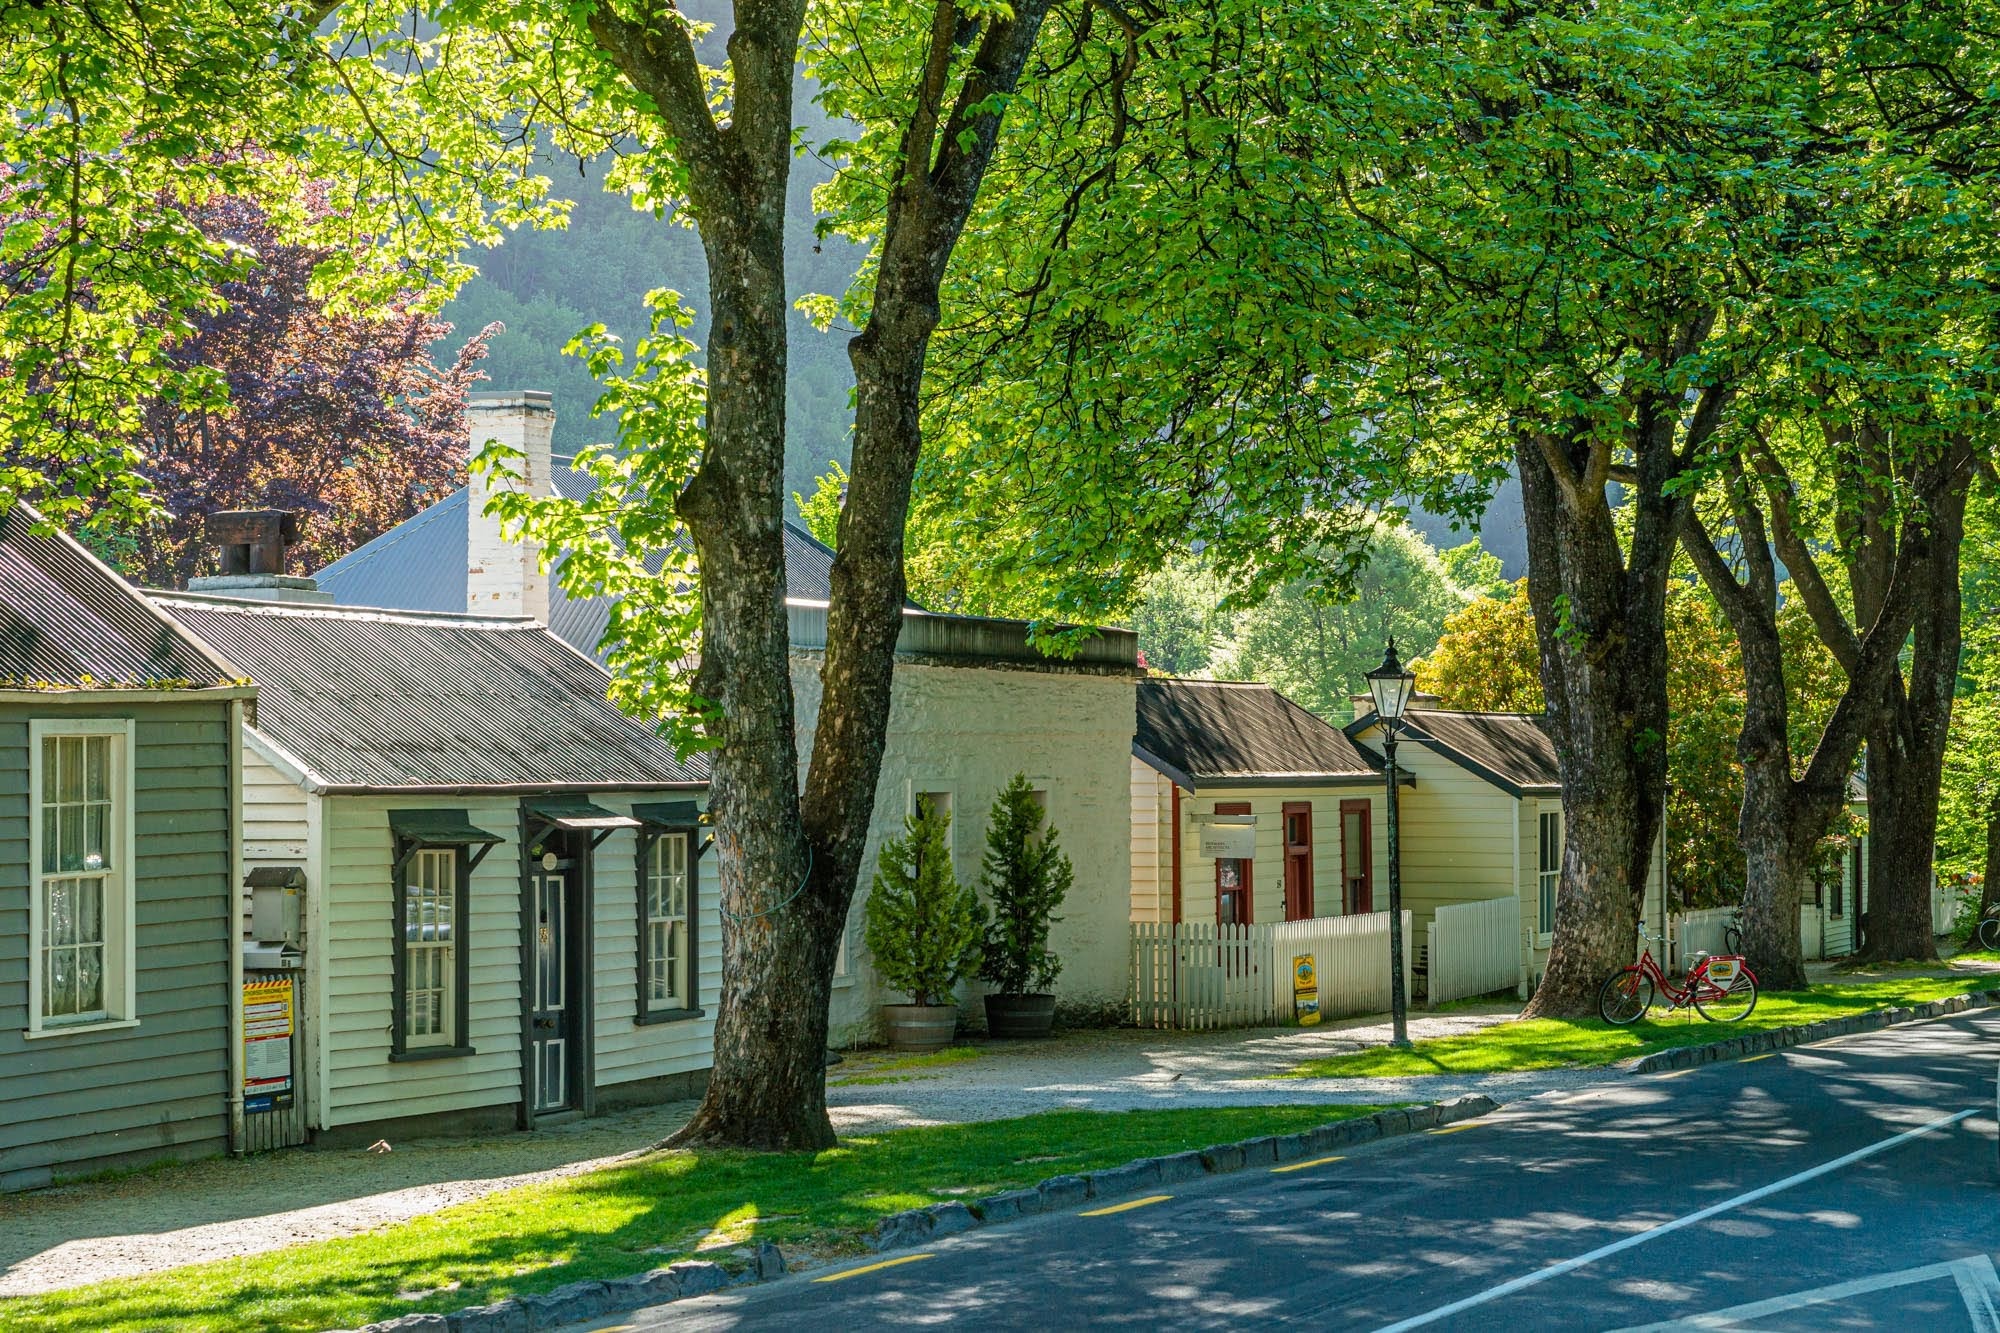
[1367,639,1416,1050]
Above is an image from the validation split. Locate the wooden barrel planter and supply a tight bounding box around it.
[984,993,1056,1039]
[882,1003,958,1052]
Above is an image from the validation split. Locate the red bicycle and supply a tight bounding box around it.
[1598,927,1759,1025]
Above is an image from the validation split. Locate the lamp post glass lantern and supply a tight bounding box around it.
[1368,640,1415,1049]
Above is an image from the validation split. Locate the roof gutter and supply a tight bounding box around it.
[311,780,711,797]
[0,685,259,703]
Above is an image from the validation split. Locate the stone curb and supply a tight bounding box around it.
[1624,987,2000,1076]
[349,1094,1498,1333]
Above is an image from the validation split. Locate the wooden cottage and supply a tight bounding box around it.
[152,558,714,1144]
[0,504,252,1189]
[1129,678,1393,929]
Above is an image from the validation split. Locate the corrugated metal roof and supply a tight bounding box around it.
[0,502,240,688]
[1351,707,1561,796]
[1135,678,1381,787]
[152,593,707,792]
[314,460,843,658]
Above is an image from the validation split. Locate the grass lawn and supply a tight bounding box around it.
[2,1104,1384,1333]
[829,1044,984,1086]
[1280,977,1981,1080]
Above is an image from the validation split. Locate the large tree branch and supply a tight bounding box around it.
[585,2,729,207]
[1680,508,1756,629]
[1749,432,1862,675]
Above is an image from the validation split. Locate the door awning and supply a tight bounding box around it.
[525,798,644,833]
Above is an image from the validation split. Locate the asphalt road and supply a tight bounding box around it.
[597,1009,2000,1331]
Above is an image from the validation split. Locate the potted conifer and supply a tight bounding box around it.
[863,798,983,1051]
[977,775,1074,1039]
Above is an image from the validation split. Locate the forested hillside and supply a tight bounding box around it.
[437,142,862,507]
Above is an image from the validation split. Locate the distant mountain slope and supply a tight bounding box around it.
[1404,475,1528,581]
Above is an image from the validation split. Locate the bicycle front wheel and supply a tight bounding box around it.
[1979,916,2000,951]
[1694,969,1759,1023]
[1724,925,1743,955]
[1598,968,1654,1025]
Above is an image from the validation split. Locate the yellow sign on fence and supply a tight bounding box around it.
[243,978,295,1106]
[1293,954,1321,1026]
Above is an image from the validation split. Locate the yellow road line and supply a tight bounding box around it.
[812,1253,935,1283]
[1272,1154,1346,1174]
[1428,1123,1479,1135]
[1653,1067,1698,1080]
[1741,1052,1775,1063]
[1080,1194,1172,1217]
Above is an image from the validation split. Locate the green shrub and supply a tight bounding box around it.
[863,798,982,1006]
[977,774,1074,995]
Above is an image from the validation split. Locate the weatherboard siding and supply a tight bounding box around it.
[320,795,524,1128]
[1173,784,1387,928]
[590,794,718,1089]
[0,698,235,1188]
[1380,743,1519,935]
[1129,758,1168,924]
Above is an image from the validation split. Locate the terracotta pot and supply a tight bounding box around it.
[882,1003,958,1052]
[984,992,1057,1039]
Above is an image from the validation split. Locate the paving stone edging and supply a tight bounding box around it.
[1625,987,2000,1075]
[348,1094,1498,1333]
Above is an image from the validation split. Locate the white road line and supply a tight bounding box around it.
[1369,1105,1979,1333]
[1614,1256,1990,1330]
[1956,1253,2000,1333]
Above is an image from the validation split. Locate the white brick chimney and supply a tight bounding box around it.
[465,390,555,622]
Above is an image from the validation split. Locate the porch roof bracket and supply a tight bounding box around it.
[633,800,714,860]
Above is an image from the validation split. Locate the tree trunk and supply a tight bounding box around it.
[1729,647,1814,990]
[1855,473,1966,964]
[585,0,835,1150]
[1980,799,2000,925]
[1516,429,1683,1018]
[637,0,1057,1148]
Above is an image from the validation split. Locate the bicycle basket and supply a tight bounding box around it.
[1705,958,1740,983]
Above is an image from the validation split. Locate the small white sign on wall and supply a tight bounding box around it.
[1199,817,1257,860]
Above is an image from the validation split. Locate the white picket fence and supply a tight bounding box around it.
[1129,912,1413,1030]
[1934,879,1963,936]
[1426,898,1520,1005]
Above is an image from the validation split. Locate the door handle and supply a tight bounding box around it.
[533,1017,556,1031]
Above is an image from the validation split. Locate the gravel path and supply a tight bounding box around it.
[0,1002,1590,1297]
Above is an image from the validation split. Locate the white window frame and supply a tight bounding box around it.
[25,718,138,1038]
[1536,803,1562,946]
[644,833,692,1010]
[402,847,460,1050]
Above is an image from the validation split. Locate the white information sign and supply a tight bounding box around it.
[1199,818,1257,860]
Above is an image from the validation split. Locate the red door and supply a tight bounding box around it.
[1340,799,1373,914]
[1283,801,1313,921]
[1215,801,1252,925]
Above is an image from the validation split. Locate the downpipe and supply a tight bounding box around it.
[227,697,246,1155]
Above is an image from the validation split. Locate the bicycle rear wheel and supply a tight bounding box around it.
[1693,969,1758,1023]
[1598,968,1654,1025]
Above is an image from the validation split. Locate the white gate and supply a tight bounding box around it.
[1129,913,1412,1029]
[1426,898,1519,1005]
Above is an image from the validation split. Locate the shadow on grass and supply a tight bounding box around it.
[1,1105,1385,1333]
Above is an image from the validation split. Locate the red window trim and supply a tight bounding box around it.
[1282,800,1313,921]
[1215,800,1252,926]
[1339,798,1373,915]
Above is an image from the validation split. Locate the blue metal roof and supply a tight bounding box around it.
[316,459,840,660]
